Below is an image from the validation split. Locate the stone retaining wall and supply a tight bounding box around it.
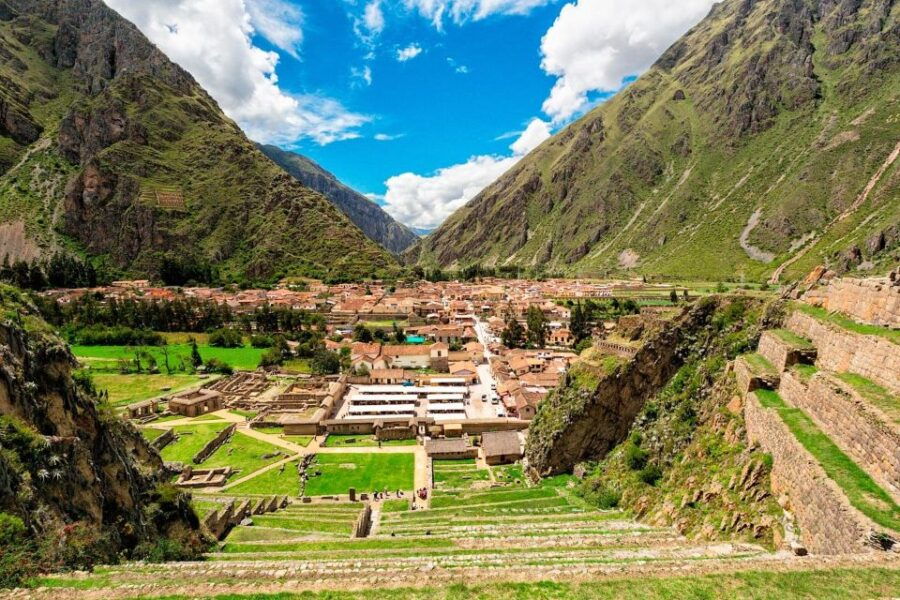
[803,277,900,328]
[151,428,175,451]
[352,503,373,538]
[193,424,236,464]
[757,331,816,372]
[786,311,900,395]
[779,370,900,500]
[743,391,882,554]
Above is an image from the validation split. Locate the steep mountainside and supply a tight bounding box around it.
[0,285,206,578]
[258,144,419,254]
[0,0,397,282]
[414,0,899,282]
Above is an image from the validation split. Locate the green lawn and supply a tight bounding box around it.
[86,372,204,408]
[305,453,415,496]
[771,328,815,349]
[62,566,898,599]
[795,304,900,345]
[159,424,229,463]
[834,372,900,424]
[493,464,525,483]
[283,435,314,446]
[324,434,416,448]
[433,461,490,490]
[227,461,301,496]
[230,409,259,419]
[742,353,776,375]
[202,431,286,476]
[281,359,312,374]
[141,427,167,442]
[72,343,268,371]
[755,390,899,531]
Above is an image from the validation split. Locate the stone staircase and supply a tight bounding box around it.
[737,292,899,555]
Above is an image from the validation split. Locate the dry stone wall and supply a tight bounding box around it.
[785,311,900,395]
[744,391,883,554]
[803,277,900,328]
[779,370,900,500]
[757,331,816,371]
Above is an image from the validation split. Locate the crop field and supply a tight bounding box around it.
[87,372,204,408]
[72,343,267,371]
[158,424,229,463]
[304,453,415,496]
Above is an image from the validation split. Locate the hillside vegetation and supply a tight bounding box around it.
[258,144,419,254]
[0,0,397,283]
[413,0,899,282]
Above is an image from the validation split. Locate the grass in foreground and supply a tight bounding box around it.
[34,566,900,598]
[795,304,900,344]
[305,453,415,496]
[227,461,301,496]
[755,390,899,531]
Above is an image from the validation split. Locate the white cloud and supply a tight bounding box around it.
[244,0,304,58]
[352,64,373,86]
[363,0,386,34]
[540,0,715,122]
[374,133,405,141]
[396,43,424,61]
[510,118,552,155]
[105,0,368,145]
[381,119,551,229]
[403,0,554,28]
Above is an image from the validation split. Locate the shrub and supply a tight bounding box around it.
[624,443,649,471]
[208,328,243,348]
[134,538,194,563]
[70,325,165,346]
[258,347,283,368]
[204,358,233,375]
[0,513,36,588]
[639,464,663,486]
[250,334,275,348]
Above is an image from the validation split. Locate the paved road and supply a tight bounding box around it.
[472,318,501,417]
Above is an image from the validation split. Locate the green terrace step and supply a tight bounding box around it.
[754,390,900,532]
[793,304,900,345]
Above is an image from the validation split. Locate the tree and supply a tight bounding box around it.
[392,322,406,344]
[501,315,526,349]
[669,289,678,304]
[189,338,203,368]
[311,349,341,375]
[570,302,590,343]
[526,306,548,348]
[353,324,373,343]
[209,327,243,348]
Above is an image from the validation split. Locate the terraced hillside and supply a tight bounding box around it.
[413,0,899,282]
[733,276,899,554]
[0,0,397,282]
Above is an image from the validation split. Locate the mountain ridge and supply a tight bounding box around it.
[411,0,899,282]
[0,0,397,283]
[257,143,419,254]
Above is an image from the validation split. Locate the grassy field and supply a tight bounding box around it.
[70,566,899,599]
[305,453,415,496]
[281,359,312,374]
[141,427,167,442]
[227,461,301,496]
[283,435,314,446]
[72,343,267,371]
[835,372,900,424]
[87,372,204,408]
[433,459,490,491]
[202,431,286,476]
[755,390,899,531]
[159,424,229,464]
[770,328,815,349]
[323,434,416,448]
[795,304,900,344]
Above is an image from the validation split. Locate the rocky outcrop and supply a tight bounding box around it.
[258,144,419,254]
[0,286,207,566]
[527,297,749,475]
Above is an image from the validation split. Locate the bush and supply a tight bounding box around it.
[250,334,275,348]
[204,358,233,375]
[134,538,195,563]
[624,443,649,471]
[638,464,663,486]
[208,328,243,348]
[70,325,165,346]
[0,513,36,588]
[258,347,283,368]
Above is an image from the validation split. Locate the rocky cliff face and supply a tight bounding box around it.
[414,0,899,282]
[258,144,419,255]
[0,285,206,568]
[0,0,396,282]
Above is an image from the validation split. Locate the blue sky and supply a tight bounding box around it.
[106,0,717,230]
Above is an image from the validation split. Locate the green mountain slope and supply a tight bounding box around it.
[0,0,397,282]
[257,144,419,254]
[413,0,899,282]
